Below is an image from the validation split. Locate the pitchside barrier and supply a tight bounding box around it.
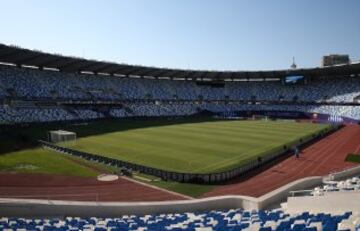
[39,125,341,184]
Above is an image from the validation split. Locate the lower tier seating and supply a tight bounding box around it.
[0,209,359,231]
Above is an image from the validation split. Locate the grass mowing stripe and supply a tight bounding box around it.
[73,137,210,171]
[193,143,283,173]
[76,127,263,155]
[67,120,330,174]
[74,140,222,172]
[170,125,313,142]
[131,127,265,150]
[176,122,322,137]
[182,122,324,135]
[75,126,284,166]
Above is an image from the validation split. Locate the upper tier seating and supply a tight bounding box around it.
[1,65,359,102]
[1,65,359,123]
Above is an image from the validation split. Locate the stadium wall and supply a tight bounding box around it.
[39,125,339,184]
[286,192,360,214]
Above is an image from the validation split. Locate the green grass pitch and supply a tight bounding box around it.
[67,119,329,174]
[0,148,100,177]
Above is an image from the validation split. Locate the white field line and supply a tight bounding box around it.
[121,176,194,200]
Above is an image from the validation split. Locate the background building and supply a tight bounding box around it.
[322,54,350,67]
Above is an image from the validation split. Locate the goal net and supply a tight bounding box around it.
[48,130,77,144]
[251,115,269,120]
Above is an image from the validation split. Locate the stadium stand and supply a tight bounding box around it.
[0,209,358,230]
[0,62,360,124]
[1,103,359,124]
[1,65,360,102]
[0,41,360,125]
[308,176,360,195]
[0,44,360,231]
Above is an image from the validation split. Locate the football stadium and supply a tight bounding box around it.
[1,1,360,230]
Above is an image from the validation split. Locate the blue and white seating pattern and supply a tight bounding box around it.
[0,209,359,231]
[0,106,75,123]
[1,103,359,124]
[109,108,127,118]
[1,64,360,123]
[127,103,197,117]
[73,109,105,120]
[1,65,359,102]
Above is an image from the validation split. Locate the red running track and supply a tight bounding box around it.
[202,124,360,198]
[0,125,359,201]
[0,173,188,201]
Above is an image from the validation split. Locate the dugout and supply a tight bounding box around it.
[48,130,76,143]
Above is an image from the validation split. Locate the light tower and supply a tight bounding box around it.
[291,57,297,69]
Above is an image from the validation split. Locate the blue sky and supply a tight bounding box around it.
[1,0,359,70]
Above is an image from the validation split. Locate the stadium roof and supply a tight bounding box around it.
[0,43,359,80]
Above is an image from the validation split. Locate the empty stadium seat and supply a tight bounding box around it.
[1,209,359,230]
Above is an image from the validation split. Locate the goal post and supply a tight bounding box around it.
[48,130,77,144]
[251,115,269,121]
